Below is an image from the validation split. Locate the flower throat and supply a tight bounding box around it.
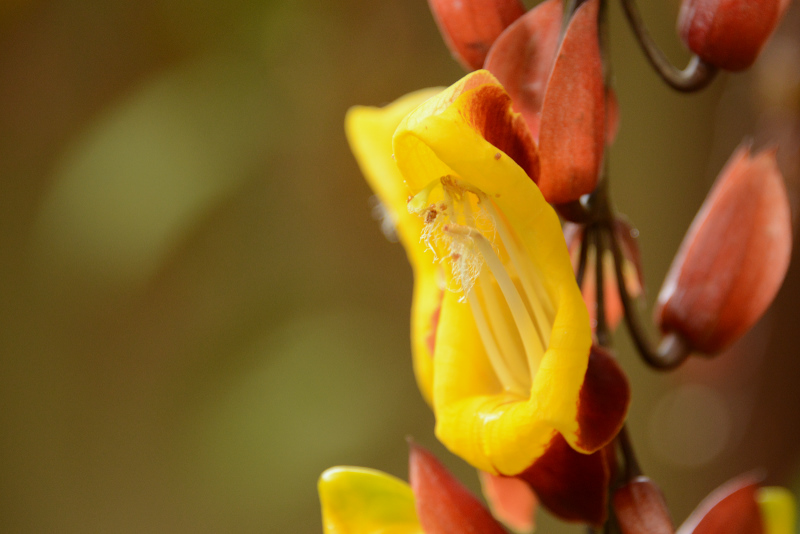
[408,175,556,397]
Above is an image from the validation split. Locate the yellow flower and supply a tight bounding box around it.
[318,443,507,534]
[319,467,423,534]
[347,70,627,486]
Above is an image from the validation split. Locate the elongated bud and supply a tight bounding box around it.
[408,441,507,534]
[538,0,606,204]
[428,0,525,71]
[677,0,791,71]
[656,144,792,354]
[614,477,675,534]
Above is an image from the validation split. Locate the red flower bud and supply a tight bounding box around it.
[408,441,506,534]
[538,0,606,204]
[677,474,763,534]
[428,0,526,71]
[614,477,675,534]
[656,143,792,354]
[677,0,791,71]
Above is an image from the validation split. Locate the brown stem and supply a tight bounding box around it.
[594,228,611,347]
[619,0,718,92]
[618,425,641,479]
[607,228,691,370]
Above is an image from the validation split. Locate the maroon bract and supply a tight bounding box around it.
[516,346,629,527]
[656,143,792,354]
[678,0,791,71]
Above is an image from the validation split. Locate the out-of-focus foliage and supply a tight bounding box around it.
[0,1,798,533]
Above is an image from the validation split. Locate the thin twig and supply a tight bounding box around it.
[607,228,691,370]
[594,228,611,347]
[618,425,642,479]
[619,0,718,92]
[576,226,590,290]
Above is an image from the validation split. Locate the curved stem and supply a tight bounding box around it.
[618,425,641,479]
[594,228,611,347]
[576,227,590,290]
[607,228,691,370]
[619,0,718,92]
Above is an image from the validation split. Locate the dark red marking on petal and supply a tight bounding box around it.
[409,442,507,534]
[517,434,612,527]
[460,84,540,181]
[574,345,630,452]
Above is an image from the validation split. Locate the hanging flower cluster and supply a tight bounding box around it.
[320,0,797,531]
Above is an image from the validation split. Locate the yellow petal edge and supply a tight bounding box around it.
[393,70,592,475]
[757,486,796,534]
[345,87,442,406]
[319,467,424,534]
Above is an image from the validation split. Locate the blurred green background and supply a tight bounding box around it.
[1,0,799,532]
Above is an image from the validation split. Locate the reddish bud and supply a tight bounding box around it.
[408,442,506,534]
[614,477,675,534]
[538,0,606,205]
[484,0,563,139]
[428,0,526,71]
[656,144,792,354]
[677,0,790,71]
[677,474,763,534]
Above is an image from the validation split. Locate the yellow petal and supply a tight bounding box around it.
[393,70,592,475]
[319,467,424,534]
[345,88,443,405]
[757,487,796,534]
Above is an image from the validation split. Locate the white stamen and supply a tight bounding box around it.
[482,199,554,345]
[467,288,528,396]
[445,224,546,378]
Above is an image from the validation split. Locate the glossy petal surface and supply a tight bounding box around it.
[393,70,593,475]
[757,487,796,534]
[319,467,423,534]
